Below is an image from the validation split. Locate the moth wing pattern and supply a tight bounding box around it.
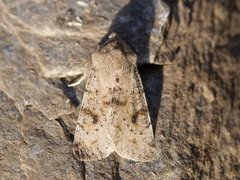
[112,66,156,161]
[73,33,156,162]
[73,65,115,161]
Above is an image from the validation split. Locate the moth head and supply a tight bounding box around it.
[93,33,137,65]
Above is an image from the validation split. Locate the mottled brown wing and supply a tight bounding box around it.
[74,33,156,162]
[73,65,115,161]
[112,66,157,162]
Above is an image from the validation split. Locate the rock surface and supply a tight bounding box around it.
[0,0,239,179]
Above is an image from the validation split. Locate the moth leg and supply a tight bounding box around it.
[68,74,84,87]
[68,61,92,87]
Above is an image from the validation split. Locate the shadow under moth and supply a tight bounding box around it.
[73,33,156,162]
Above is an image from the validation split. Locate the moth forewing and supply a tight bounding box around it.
[112,65,157,162]
[73,33,157,162]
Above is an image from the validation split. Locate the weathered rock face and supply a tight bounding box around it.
[0,0,239,179]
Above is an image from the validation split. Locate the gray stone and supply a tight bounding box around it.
[0,0,239,179]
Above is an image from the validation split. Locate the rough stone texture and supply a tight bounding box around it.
[0,0,239,179]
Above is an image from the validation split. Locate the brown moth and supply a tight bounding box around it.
[73,33,156,161]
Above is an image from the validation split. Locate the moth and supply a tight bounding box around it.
[73,33,156,162]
